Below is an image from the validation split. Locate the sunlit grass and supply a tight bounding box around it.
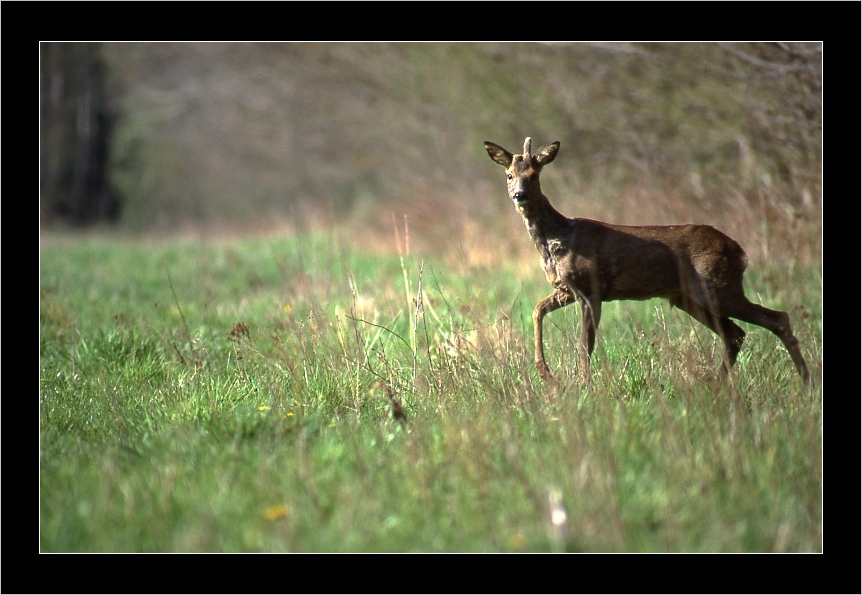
[40,231,821,552]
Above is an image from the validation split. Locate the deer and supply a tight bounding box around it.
[484,137,810,387]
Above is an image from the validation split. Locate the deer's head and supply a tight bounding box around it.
[484,137,560,206]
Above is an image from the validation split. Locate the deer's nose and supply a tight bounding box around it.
[513,191,526,203]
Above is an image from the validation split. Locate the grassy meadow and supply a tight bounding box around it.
[40,215,821,552]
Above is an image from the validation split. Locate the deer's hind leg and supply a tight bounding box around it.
[669,295,746,377]
[533,289,576,383]
[720,299,810,385]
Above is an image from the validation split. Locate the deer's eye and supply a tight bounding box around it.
[507,174,513,180]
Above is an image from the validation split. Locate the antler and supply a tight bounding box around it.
[523,137,532,156]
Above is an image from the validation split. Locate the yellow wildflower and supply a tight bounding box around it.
[263,504,291,521]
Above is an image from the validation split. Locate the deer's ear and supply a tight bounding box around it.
[535,141,560,166]
[484,142,513,168]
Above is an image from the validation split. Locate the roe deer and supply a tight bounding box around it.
[484,137,810,386]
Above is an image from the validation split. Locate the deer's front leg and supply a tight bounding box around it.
[533,289,576,383]
[577,295,602,385]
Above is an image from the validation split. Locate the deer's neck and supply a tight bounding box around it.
[518,194,572,247]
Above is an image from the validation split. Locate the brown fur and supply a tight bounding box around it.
[484,137,809,386]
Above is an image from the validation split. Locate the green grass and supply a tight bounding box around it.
[40,232,821,552]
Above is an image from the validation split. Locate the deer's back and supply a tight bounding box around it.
[556,219,747,301]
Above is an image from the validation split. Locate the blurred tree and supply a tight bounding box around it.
[41,42,120,225]
[719,42,821,196]
[53,43,818,235]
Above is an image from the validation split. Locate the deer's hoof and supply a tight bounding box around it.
[535,361,557,384]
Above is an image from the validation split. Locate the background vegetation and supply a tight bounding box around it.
[40,43,821,552]
[42,43,820,254]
